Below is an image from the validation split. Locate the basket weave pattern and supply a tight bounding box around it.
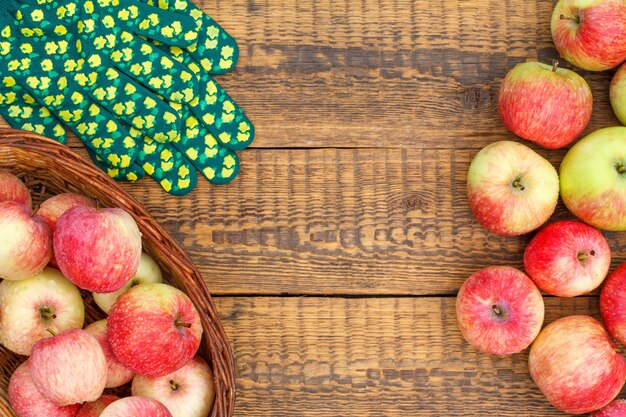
[0,128,235,417]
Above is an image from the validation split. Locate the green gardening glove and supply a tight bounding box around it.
[141,0,239,75]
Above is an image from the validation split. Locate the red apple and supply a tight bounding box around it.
[85,319,134,388]
[108,283,203,377]
[8,360,80,417]
[524,220,611,297]
[467,141,559,236]
[0,170,31,207]
[498,61,592,149]
[54,205,142,292]
[551,0,626,71]
[37,193,96,267]
[100,397,172,417]
[76,395,120,417]
[132,356,216,417]
[456,266,544,355]
[0,267,84,355]
[0,201,52,280]
[529,315,626,414]
[600,263,626,345]
[593,400,626,417]
[30,329,107,405]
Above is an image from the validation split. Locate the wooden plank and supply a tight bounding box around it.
[203,0,617,149]
[61,145,623,296]
[215,296,604,416]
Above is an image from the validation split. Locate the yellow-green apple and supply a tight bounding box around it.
[84,320,134,388]
[551,0,626,71]
[107,283,203,377]
[54,205,142,292]
[132,356,215,417]
[592,400,626,416]
[76,395,120,417]
[37,193,96,267]
[529,316,626,414]
[0,170,31,207]
[93,252,163,314]
[8,361,80,417]
[524,220,611,297]
[467,141,559,236]
[600,263,626,345]
[610,63,626,125]
[30,329,107,405]
[0,267,84,355]
[0,201,52,280]
[456,266,544,355]
[498,61,592,149]
[100,397,172,417]
[560,126,626,231]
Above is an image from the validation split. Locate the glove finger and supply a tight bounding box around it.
[86,148,147,182]
[142,0,238,74]
[170,101,240,184]
[106,30,198,104]
[0,82,67,143]
[164,45,254,150]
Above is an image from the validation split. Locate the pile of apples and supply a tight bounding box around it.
[458,0,626,415]
[0,171,215,417]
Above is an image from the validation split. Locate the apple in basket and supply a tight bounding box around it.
[107,283,203,377]
[467,141,559,236]
[84,320,134,388]
[0,170,31,207]
[0,200,52,280]
[132,356,216,417]
[37,192,96,267]
[100,396,172,417]
[54,205,142,292]
[8,361,80,417]
[76,395,120,417]
[592,400,626,417]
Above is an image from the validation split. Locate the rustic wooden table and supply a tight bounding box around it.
[4,0,626,415]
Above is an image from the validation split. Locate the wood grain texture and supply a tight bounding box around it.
[215,296,607,416]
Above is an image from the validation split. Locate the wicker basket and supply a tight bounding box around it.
[0,128,235,417]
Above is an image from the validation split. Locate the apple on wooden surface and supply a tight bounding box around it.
[524,220,610,297]
[107,283,203,377]
[8,361,80,417]
[551,0,626,71]
[592,400,626,417]
[132,356,216,417]
[0,170,31,207]
[37,192,96,267]
[456,266,544,355]
[93,252,163,314]
[100,396,172,417]
[498,61,592,149]
[600,263,626,345]
[529,315,626,414]
[29,329,107,406]
[467,141,559,236]
[0,267,84,355]
[76,395,120,417]
[0,201,52,280]
[560,126,626,231]
[610,63,626,126]
[54,205,142,292]
[84,320,134,388]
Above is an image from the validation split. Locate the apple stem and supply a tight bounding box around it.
[551,60,559,72]
[169,380,180,391]
[492,304,503,317]
[46,328,56,337]
[618,164,626,174]
[559,14,580,24]
[175,320,192,329]
[512,179,525,191]
[577,250,595,262]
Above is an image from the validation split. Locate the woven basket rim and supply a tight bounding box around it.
[0,128,235,417]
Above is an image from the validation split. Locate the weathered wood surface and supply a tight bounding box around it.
[215,296,606,416]
[0,0,623,415]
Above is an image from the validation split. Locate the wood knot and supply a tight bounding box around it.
[461,87,487,110]
[389,192,430,212]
